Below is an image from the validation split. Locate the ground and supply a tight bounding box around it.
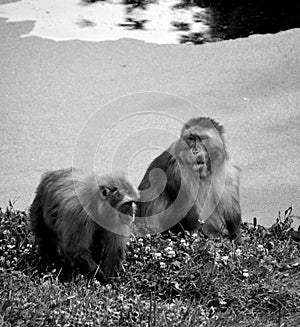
[0,5,299,225]
[1,205,300,326]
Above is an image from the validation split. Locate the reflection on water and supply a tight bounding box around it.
[84,0,300,44]
[0,0,299,44]
[0,0,208,44]
[200,0,300,41]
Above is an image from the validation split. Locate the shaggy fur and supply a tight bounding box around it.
[30,168,139,280]
[137,117,242,241]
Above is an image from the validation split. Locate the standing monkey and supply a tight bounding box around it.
[137,117,242,242]
[30,168,139,280]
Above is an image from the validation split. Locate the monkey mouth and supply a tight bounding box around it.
[193,159,205,171]
[118,201,137,220]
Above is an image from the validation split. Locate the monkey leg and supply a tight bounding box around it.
[102,234,126,279]
[74,249,105,281]
[201,215,228,239]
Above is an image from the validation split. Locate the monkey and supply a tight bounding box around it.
[136,117,242,242]
[30,168,139,281]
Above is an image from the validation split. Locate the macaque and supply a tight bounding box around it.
[30,168,139,280]
[137,117,242,242]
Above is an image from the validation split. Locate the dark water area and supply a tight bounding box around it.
[84,0,300,44]
[201,0,300,40]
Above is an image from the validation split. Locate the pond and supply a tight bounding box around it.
[0,0,299,44]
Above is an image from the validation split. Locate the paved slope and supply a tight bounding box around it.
[0,19,299,226]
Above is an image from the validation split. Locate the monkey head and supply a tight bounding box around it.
[178,117,228,178]
[98,175,139,226]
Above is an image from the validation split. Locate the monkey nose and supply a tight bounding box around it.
[196,154,205,165]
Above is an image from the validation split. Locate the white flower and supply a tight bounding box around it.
[160,262,167,269]
[164,246,173,252]
[221,256,229,264]
[242,269,249,278]
[236,249,242,256]
[214,252,221,261]
[257,244,264,251]
[167,250,176,258]
[154,252,162,258]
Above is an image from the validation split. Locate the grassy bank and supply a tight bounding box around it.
[1,204,300,326]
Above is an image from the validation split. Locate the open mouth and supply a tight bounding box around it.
[193,158,205,171]
[118,201,137,220]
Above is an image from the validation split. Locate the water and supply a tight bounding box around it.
[1,0,299,45]
[0,0,208,44]
[200,0,300,40]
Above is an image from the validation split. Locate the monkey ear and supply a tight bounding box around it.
[100,186,110,199]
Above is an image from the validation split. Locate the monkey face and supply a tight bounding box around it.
[177,132,211,178]
[118,201,137,218]
[99,178,139,225]
[180,123,226,177]
[100,186,124,207]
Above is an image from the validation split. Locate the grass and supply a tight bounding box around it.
[1,203,300,326]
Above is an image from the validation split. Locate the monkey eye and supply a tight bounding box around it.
[188,135,196,142]
[100,186,110,198]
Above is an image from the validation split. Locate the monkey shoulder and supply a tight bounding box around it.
[138,150,179,191]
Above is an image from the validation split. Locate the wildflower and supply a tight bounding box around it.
[117,294,124,301]
[154,252,162,258]
[257,244,264,251]
[172,282,182,290]
[164,246,173,253]
[236,249,242,256]
[221,255,229,264]
[180,239,188,248]
[242,269,249,278]
[145,246,151,253]
[167,250,176,258]
[214,252,221,262]
[42,280,51,289]
[160,262,167,269]
[192,233,198,239]
[105,284,112,290]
